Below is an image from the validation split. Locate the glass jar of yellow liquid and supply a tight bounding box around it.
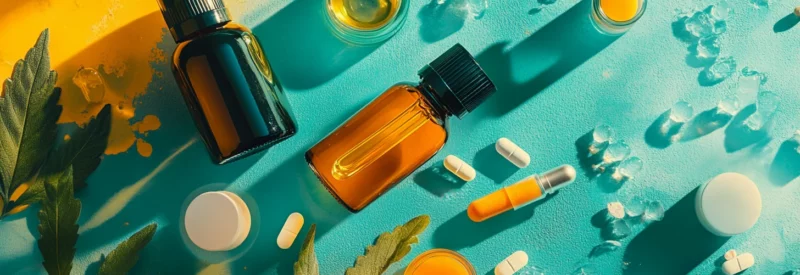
[591,0,647,35]
[325,0,409,45]
[404,249,477,275]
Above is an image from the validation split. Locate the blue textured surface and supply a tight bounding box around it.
[3,0,800,274]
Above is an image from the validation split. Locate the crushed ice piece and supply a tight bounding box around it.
[696,35,721,60]
[744,90,780,131]
[793,130,800,153]
[705,56,737,82]
[590,240,622,258]
[520,265,546,275]
[592,140,631,172]
[464,0,488,19]
[612,157,644,182]
[643,201,665,223]
[741,67,768,85]
[708,1,731,21]
[604,219,632,240]
[589,124,615,155]
[72,67,107,104]
[437,0,445,4]
[749,0,769,9]
[724,249,738,261]
[716,95,741,116]
[606,201,626,220]
[626,196,646,217]
[684,11,714,38]
[660,100,694,135]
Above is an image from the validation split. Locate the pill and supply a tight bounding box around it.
[443,155,476,181]
[494,251,529,275]
[277,212,304,249]
[721,252,754,275]
[185,191,251,251]
[495,138,530,168]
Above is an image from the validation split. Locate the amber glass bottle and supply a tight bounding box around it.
[307,44,496,211]
[158,0,296,164]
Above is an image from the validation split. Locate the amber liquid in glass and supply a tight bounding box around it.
[172,23,296,164]
[328,0,401,30]
[306,84,448,211]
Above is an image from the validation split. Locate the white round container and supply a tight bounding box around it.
[185,191,252,251]
[695,173,762,237]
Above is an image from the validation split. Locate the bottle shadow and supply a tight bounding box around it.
[471,0,618,117]
[623,188,729,274]
[418,0,467,43]
[473,143,519,183]
[413,165,466,197]
[432,195,554,250]
[251,0,383,91]
[724,104,772,153]
[769,140,800,186]
[774,13,800,33]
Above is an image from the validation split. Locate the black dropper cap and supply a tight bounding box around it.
[157,0,232,42]
[418,44,496,119]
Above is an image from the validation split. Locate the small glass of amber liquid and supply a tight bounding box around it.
[325,0,409,45]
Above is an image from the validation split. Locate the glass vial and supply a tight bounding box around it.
[306,44,496,212]
[325,0,410,45]
[591,0,647,35]
[158,0,297,164]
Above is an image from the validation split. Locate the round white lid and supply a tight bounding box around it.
[185,191,251,251]
[696,173,762,236]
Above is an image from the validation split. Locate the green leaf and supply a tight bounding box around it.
[44,103,112,190]
[294,224,319,275]
[98,223,158,275]
[0,28,61,209]
[37,166,80,275]
[345,215,430,275]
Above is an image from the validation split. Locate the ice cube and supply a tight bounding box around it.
[793,130,800,144]
[612,157,644,182]
[464,0,488,19]
[604,219,632,240]
[593,140,631,172]
[589,124,615,155]
[749,0,769,9]
[744,91,780,131]
[625,196,646,217]
[684,11,715,38]
[590,240,622,258]
[741,67,768,84]
[708,1,731,21]
[72,67,107,104]
[661,100,694,135]
[716,95,741,116]
[705,56,737,82]
[696,35,721,60]
[606,201,626,220]
[643,201,665,222]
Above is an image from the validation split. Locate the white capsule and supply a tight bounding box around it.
[494,251,528,275]
[721,252,754,275]
[495,138,530,168]
[443,155,476,181]
[277,212,304,249]
[185,191,251,251]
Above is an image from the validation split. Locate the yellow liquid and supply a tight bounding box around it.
[405,249,476,275]
[599,0,639,22]
[328,0,401,30]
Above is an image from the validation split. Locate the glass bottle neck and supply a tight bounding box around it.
[417,83,452,119]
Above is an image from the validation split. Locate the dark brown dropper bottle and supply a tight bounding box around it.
[157,0,297,164]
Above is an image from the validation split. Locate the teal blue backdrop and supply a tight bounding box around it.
[2,0,800,274]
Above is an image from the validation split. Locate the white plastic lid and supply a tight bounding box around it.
[185,191,251,251]
[695,173,762,237]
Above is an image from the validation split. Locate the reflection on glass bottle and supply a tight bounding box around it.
[306,44,496,211]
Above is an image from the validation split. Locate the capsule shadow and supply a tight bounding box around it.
[774,13,800,33]
[769,140,800,186]
[473,143,519,183]
[414,165,467,197]
[623,188,729,274]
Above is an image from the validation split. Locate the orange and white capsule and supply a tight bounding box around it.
[443,155,476,181]
[496,138,530,168]
[277,212,304,249]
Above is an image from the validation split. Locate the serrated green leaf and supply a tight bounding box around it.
[0,28,61,212]
[98,223,158,275]
[37,166,80,275]
[294,224,319,275]
[345,215,430,275]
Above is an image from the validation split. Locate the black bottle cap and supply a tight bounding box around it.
[418,44,496,119]
[157,0,232,42]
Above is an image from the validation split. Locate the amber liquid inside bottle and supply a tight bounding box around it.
[306,84,448,211]
[172,23,296,164]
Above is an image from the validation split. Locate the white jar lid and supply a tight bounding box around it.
[185,191,251,251]
[695,173,762,237]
